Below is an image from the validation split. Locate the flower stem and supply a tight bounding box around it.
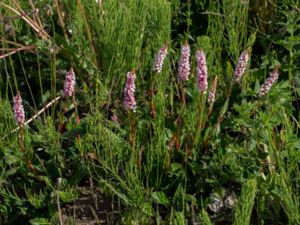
[201,103,213,130]
[174,81,186,150]
[195,92,203,130]
[150,74,156,117]
[18,128,40,180]
[180,81,185,105]
[130,110,135,148]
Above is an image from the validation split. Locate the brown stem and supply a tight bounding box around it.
[207,104,213,118]
[174,82,186,150]
[18,128,40,180]
[54,0,69,41]
[195,93,203,130]
[201,104,213,130]
[169,81,187,151]
[180,81,185,105]
[193,94,206,150]
[175,120,181,150]
[26,159,40,180]
[0,45,36,59]
[130,110,135,148]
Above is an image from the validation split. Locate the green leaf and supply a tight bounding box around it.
[68,165,88,187]
[29,218,51,225]
[189,162,201,176]
[151,191,170,207]
[171,211,185,225]
[200,208,213,225]
[59,188,79,203]
[169,163,183,173]
[5,167,18,176]
[4,153,19,165]
[254,79,260,94]
[141,202,155,217]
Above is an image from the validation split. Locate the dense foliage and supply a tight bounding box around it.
[0,0,300,224]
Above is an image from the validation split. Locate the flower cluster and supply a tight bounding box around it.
[207,76,218,104]
[153,44,168,73]
[178,43,190,81]
[64,68,76,97]
[123,70,136,111]
[13,91,25,125]
[196,50,208,93]
[259,65,280,96]
[234,48,250,82]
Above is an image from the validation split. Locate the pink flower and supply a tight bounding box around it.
[64,68,76,97]
[153,44,168,73]
[13,91,25,125]
[207,76,218,104]
[178,42,190,81]
[196,50,208,93]
[123,70,136,111]
[259,65,280,96]
[234,48,250,82]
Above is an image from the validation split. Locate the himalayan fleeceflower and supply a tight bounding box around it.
[259,65,280,96]
[196,50,208,93]
[178,42,190,81]
[13,91,25,125]
[234,48,250,82]
[64,68,76,97]
[153,44,168,73]
[207,76,218,104]
[123,70,136,111]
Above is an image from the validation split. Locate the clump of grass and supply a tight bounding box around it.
[0,0,300,224]
[233,178,257,225]
[200,208,213,225]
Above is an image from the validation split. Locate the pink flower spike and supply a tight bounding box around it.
[234,48,250,82]
[196,50,208,93]
[178,42,190,81]
[259,64,281,96]
[153,44,168,73]
[123,70,136,111]
[207,76,218,104]
[64,68,76,97]
[13,91,25,125]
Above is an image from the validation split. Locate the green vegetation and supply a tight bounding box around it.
[0,0,300,224]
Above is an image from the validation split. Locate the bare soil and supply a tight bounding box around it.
[61,186,121,225]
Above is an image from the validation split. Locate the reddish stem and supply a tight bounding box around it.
[195,93,203,130]
[175,116,183,150]
[18,128,40,180]
[201,105,211,130]
[174,81,186,150]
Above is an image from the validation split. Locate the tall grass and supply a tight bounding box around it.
[0,0,300,224]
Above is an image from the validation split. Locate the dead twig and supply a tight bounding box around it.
[1,96,61,141]
[0,46,36,59]
[0,2,50,40]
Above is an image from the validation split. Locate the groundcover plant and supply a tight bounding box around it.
[0,0,299,224]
